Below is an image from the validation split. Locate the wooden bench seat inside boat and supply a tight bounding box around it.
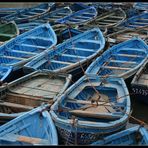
[0,101,33,111]
[0,33,14,38]
[0,134,50,145]
[67,98,123,120]
[3,92,52,107]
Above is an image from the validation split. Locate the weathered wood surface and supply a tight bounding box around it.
[10,76,65,98]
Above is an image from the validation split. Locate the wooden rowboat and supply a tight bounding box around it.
[1,3,55,23]
[23,28,105,76]
[107,26,148,46]
[50,75,131,145]
[86,38,148,80]
[87,8,126,29]
[0,104,58,145]
[0,70,72,124]
[17,7,73,34]
[0,23,57,71]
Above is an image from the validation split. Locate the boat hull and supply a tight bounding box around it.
[50,76,131,145]
[131,84,148,104]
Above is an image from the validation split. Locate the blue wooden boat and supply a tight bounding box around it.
[89,8,126,29]
[0,66,12,82]
[86,38,148,80]
[131,58,148,104]
[50,75,131,145]
[0,23,57,72]
[23,28,105,76]
[35,6,72,23]
[134,3,148,11]
[1,3,55,23]
[0,104,58,145]
[91,125,148,145]
[117,12,148,29]
[0,70,72,124]
[56,6,97,25]
[107,25,148,46]
[17,7,73,34]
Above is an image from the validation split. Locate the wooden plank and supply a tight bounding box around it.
[11,50,36,55]
[96,12,115,21]
[108,15,124,19]
[67,99,112,106]
[2,55,26,61]
[115,53,143,58]
[68,47,95,53]
[0,101,33,110]
[79,39,100,44]
[100,19,118,23]
[1,134,50,145]
[69,110,122,119]
[51,60,74,65]
[13,84,60,94]
[116,36,131,41]
[102,65,131,70]
[110,60,137,65]
[98,22,109,25]
[25,36,49,42]
[62,53,85,59]
[19,43,46,50]
[7,92,52,103]
[0,33,14,38]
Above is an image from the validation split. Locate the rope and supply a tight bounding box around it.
[53,21,148,129]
